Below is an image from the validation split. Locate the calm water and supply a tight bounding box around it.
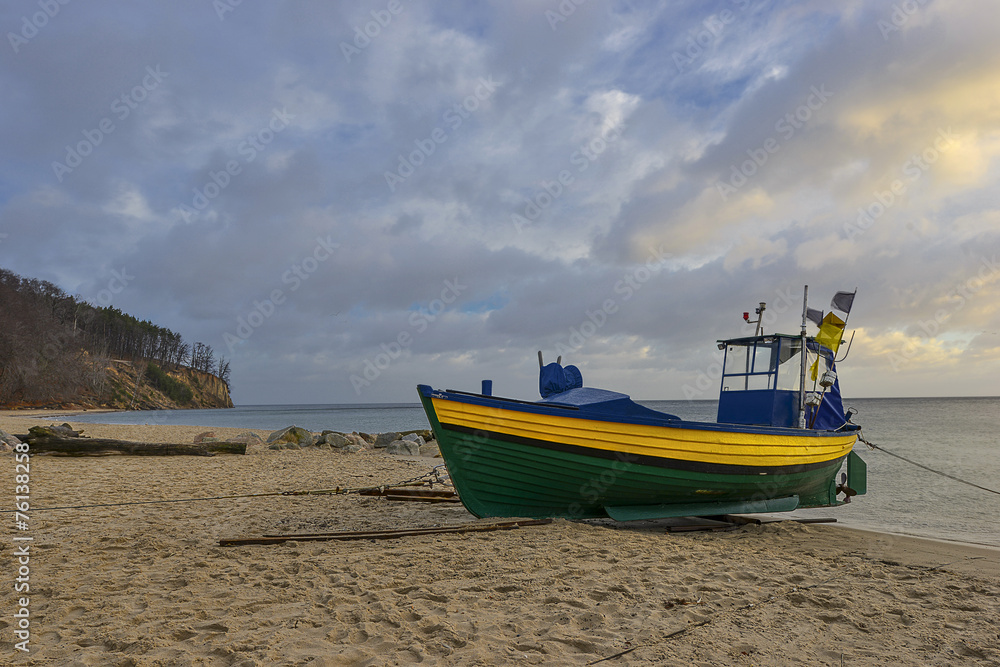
[69,403,431,434]
[68,396,1000,547]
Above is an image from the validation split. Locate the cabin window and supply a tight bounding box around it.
[722,340,776,391]
[774,339,802,391]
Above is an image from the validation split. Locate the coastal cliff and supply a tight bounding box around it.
[1,359,234,411]
[1,266,234,411]
[98,360,234,411]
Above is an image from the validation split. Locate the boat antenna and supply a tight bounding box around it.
[742,302,767,336]
[798,285,808,429]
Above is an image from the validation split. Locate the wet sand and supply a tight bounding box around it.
[2,411,999,665]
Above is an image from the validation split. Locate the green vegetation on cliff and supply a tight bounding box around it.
[144,363,195,405]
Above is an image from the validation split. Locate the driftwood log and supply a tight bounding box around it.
[25,426,246,456]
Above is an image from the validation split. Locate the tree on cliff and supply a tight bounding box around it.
[216,357,232,390]
[0,269,96,404]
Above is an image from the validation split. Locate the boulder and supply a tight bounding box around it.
[346,433,368,449]
[357,432,376,445]
[193,431,219,443]
[267,426,315,448]
[385,439,421,456]
[323,432,351,448]
[402,433,425,446]
[374,432,401,448]
[230,432,265,446]
[419,441,441,457]
[340,443,364,454]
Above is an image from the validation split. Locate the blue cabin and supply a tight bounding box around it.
[716,334,851,430]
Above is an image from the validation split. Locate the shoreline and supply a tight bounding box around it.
[832,523,1000,557]
[3,409,998,552]
[1,418,998,663]
[3,409,998,551]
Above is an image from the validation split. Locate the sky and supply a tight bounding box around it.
[1,0,998,405]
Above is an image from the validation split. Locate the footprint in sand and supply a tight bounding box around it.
[542,596,589,609]
[64,607,87,621]
[196,622,229,633]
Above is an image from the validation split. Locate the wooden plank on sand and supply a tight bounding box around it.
[219,519,553,546]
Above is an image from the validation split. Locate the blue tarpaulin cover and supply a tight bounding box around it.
[540,386,680,421]
[538,362,679,421]
[539,362,583,398]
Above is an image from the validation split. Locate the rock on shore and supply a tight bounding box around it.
[263,425,439,457]
[0,429,21,452]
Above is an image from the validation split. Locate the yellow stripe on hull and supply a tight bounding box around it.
[431,397,856,468]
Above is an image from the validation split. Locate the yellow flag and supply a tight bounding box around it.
[815,312,846,353]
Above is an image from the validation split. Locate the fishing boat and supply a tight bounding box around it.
[417,288,867,521]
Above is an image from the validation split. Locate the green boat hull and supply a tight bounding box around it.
[419,388,858,520]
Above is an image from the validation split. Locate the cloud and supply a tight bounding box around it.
[2,0,1000,403]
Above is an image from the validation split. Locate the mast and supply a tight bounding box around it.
[798,285,808,428]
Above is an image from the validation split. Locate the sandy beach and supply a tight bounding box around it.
[2,410,999,666]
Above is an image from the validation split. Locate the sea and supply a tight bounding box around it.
[67,396,1000,548]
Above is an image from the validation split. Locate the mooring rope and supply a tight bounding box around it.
[6,465,452,513]
[859,434,1000,496]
